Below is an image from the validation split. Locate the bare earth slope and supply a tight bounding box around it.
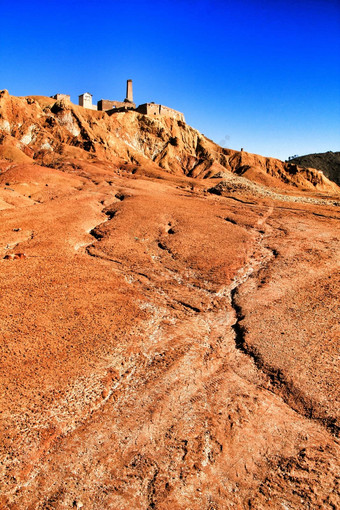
[0,90,337,192]
[0,92,339,509]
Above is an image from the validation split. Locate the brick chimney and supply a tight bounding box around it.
[125,79,133,103]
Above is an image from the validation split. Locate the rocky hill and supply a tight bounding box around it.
[0,90,337,193]
[288,151,340,186]
[0,91,339,510]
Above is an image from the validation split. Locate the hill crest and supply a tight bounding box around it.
[0,90,338,195]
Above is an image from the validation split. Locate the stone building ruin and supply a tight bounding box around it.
[52,93,71,101]
[97,79,136,111]
[53,80,184,121]
[136,103,184,121]
[78,92,97,111]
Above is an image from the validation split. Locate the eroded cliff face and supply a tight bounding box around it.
[0,90,337,192]
[0,92,339,510]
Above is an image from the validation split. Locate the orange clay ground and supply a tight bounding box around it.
[0,92,339,509]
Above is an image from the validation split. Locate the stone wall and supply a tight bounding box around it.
[159,105,185,121]
[136,103,185,121]
[98,100,136,111]
[52,94,71,101]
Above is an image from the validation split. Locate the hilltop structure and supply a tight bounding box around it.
[102,80,184,120]
[53,80,184,121]
[97,80,136,111]
[126,79,133,103]
[78,92,97,111]
[51,93,71,101]
[136,103,184,121]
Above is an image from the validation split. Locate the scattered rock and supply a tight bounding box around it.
[4,252,26,260]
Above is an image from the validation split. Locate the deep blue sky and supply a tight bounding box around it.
[0,0,339,160]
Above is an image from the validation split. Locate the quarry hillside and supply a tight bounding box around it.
[0,89,338,192]
[0,91,339,510]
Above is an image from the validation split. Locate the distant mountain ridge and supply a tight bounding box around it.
[288,151,340,186]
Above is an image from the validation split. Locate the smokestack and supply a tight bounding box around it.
[126,79,133,103]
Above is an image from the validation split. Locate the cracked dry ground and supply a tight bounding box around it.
[0,163,339,509]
